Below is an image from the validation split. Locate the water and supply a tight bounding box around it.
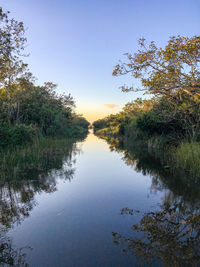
[0,132,199,266]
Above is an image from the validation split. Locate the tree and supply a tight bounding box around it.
[123,98,155,117]
[0,7,28,123]
[113,36,200,100]
[113,36,200,138]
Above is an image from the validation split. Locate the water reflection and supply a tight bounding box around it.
[0,227,30,266]
[1,132,199,266]
[113,202,200,266]
[106,137,200,201]
[0,137,84,266]
[101,137,200,266]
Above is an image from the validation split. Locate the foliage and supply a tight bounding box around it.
[113,36,200,101]
[94,36,200,177]
[0,78,89,145]
[113,36,200,139]
[0,122,38,147]
[0,7,29,125]
[93,118,109,131]
[73,115,90,130]
[0,8,89,146]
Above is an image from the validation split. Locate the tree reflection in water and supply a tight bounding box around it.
[0,226,30,266]
[106,137,200,200]
[113,202,200,266]
[105,137,200,266]
[0,137,84,266]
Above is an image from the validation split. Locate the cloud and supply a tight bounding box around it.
[104,104,118,109]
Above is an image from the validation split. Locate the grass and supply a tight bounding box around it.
[173,141,200,177]
[95,127,200,179]
[0,135,86,182]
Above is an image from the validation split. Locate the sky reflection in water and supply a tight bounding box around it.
[0,132,199,266]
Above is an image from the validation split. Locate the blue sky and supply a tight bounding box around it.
[1,0,200,122]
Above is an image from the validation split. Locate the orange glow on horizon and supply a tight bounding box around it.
[76,105,121,123]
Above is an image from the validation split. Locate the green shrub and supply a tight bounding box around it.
[0,122,39,147]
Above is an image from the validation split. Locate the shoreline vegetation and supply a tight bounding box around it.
[0,134,87,182]
[93,105,200,178]
[0,8,89,149]
[93,36,200,178]
[0,7,199,178]
[93,124,200,178]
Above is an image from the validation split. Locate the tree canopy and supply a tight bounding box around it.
[0,7,89,146]
[113,36,200,102]
[111,36,200,139]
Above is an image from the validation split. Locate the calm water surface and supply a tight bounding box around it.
[1,132,199,266]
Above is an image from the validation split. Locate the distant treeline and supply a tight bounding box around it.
[93,96,199,146]
[0,8,89,147]
[93,36,200,176]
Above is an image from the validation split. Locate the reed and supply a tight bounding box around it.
[0,137,83,181]
[173,141,200,177]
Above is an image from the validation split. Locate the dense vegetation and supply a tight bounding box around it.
[0,8,89,147]
[93,36,200,176]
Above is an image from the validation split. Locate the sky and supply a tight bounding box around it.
[1,0,200,122]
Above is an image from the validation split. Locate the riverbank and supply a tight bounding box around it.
[94,128,200,179]
[0,132,88,182]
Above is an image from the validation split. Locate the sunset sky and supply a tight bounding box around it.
[2,0,200,122]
